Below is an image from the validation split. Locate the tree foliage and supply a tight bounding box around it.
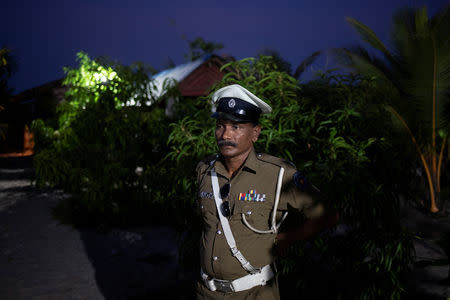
[184,37,224,61]
[334,6,450,213]
[31,52,171,225]
[31,51,416,298]
[167,56,414,299]
[0,47,16,102]
[0,47,16,141]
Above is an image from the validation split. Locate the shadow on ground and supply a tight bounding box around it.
[0,156,196,300]
[78,226,196,299]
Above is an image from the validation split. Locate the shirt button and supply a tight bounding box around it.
[213,256,218,261]
[217,230,222,235]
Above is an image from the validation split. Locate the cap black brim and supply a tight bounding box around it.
[211,111,254,123]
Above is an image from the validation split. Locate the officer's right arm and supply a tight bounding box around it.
[195,161,205,216]
[195,158,214,217]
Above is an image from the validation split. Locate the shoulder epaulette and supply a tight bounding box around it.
[197,154,219,172]
[199,154,219,165]
[196,154,218,181]
[255,153,296,169]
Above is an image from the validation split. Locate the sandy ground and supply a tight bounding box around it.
[0,157,193,300]
[0,156,449,299]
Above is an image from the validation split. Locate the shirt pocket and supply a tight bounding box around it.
[238,200,273,232]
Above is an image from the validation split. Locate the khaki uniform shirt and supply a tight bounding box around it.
[196,149,324,281]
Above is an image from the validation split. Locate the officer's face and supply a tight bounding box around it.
[215,119,261,159]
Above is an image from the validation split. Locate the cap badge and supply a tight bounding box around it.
[228,99,236,108]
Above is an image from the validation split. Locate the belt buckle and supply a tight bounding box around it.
[213,279,234,293]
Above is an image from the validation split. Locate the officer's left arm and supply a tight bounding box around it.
[275,211,339,255]
[275,169,339,255]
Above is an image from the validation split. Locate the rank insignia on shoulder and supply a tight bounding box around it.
[239,190,266,202]
[293,171,309,192]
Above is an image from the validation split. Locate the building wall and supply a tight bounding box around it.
[179,58,225,96]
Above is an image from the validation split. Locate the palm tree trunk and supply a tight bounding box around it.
[388,106,439,212]
[420,155,439,213]
[432,37,438,195]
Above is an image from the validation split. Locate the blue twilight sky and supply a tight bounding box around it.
[2,0,449,94]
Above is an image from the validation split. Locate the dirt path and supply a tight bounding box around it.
[0,157,193,300]
[0,156,449,299]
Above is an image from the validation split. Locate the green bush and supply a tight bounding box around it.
[167,57,414,299]
[31,52,415,298]
[31,52,172,225]
[276,71,415,299]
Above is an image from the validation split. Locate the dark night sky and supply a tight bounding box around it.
[2,0,448,94]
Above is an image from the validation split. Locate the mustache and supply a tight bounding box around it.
[217,140,237,147]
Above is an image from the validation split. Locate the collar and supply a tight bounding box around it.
[214,149,259,179]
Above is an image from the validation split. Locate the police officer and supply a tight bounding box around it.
[195,84,338,299]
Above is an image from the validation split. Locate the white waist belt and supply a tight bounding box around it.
[201,264,274,293]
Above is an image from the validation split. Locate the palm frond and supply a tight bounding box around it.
[400,25,450,138]
[414,7,429,35]
[390,8,416,71]
[332,48,399,100]
[346,17,394,63]
[347,46,395,81]
[431,4,450,45]
[293,51,321,79]
[341,6,450,213]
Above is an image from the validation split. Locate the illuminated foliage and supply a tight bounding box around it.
[60,51,157,129]
[31,51,171,225]
[63,51,121,107]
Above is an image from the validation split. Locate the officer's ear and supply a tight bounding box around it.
[252,124,261,142]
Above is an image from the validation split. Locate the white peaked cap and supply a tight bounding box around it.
[212,84,272,114]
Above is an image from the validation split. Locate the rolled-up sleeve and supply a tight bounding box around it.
[277,167,324,219]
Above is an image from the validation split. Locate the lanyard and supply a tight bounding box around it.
[210,168,260,274]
